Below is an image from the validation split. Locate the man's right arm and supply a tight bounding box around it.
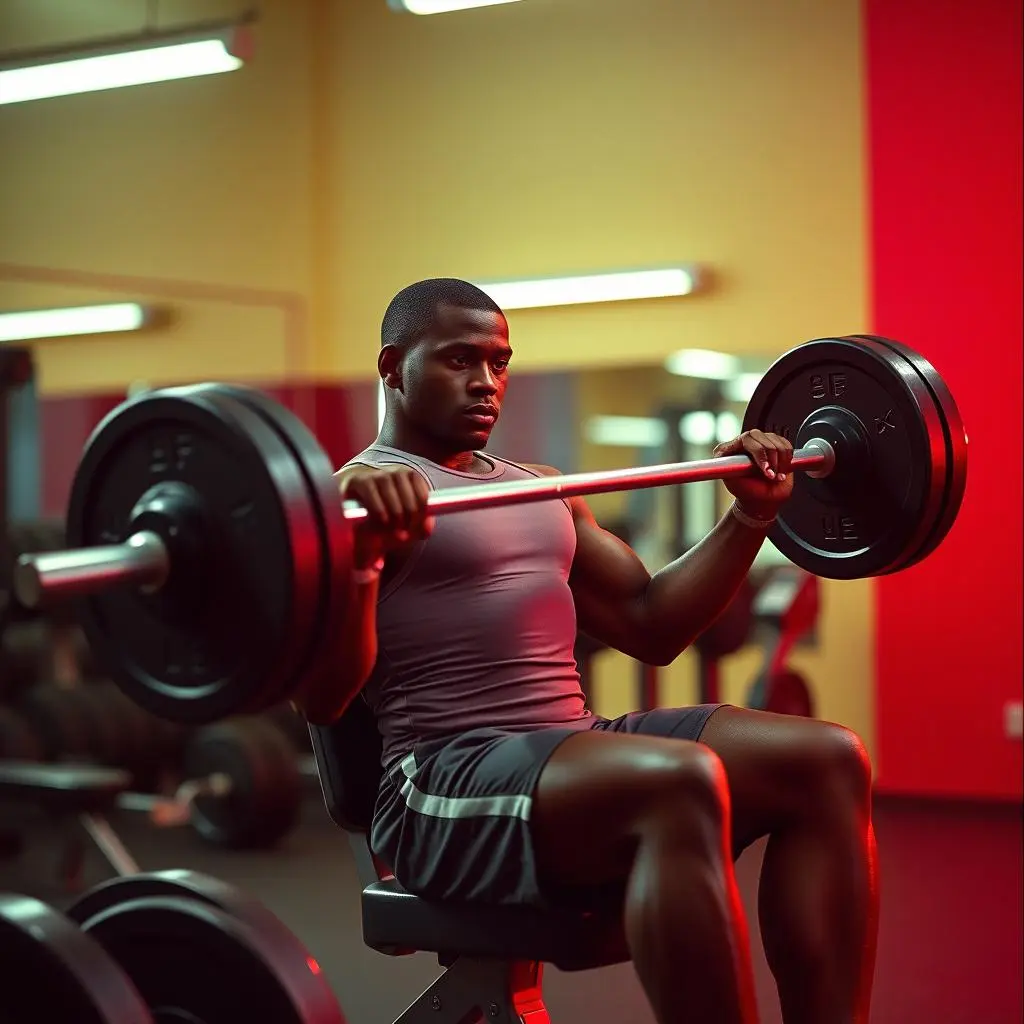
[292,462,433,725]
[294,562,382,725]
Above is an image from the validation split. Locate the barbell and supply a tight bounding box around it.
[11,334,967,725]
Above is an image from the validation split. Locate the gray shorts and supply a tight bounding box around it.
[370,705,724,909]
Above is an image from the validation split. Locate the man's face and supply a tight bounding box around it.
[400,304,512,450]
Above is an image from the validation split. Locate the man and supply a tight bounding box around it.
[298,279,878,1024]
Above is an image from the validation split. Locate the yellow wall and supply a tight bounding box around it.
[329,0,868,375]
[0,0,316,393]
[2,0,867,389]
[0,0,874,746]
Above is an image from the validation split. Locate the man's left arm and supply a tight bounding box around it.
[540,429,795,665]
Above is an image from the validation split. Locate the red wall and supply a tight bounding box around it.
[866,0,1023,798]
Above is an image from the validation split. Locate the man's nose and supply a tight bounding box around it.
[469,368,498,394]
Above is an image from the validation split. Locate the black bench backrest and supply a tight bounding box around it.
[308,697,383,834]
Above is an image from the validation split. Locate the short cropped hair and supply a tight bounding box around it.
[380,278,503,349]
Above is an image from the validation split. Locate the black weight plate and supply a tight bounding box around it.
[826,336,950,574]
[74,893,347,1024]
[66,871,343,1019]
[67,868,317,950]
[66,387,323,725]
[0,892,154,1024]
[184,385,338,711]
[164,387,329,716]
[183,716,302,849]
[224,386,353,708]
[744,337,948,579]
[852,335,968,572]
[191,384,352,708]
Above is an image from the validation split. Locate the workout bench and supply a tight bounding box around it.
[0,761,144,884]
[310,696,631,1024]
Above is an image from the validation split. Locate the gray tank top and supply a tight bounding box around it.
[345,444,593,766]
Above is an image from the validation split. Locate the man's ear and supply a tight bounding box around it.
[378,345,402,390]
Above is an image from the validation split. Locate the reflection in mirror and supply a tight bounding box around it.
[479,355,793,573]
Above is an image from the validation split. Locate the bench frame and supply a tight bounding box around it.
[310,700,629,1024]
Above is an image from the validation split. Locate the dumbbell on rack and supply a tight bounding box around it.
[0,716,303,894]
[124,715,303,850]
[0,869,346,1023]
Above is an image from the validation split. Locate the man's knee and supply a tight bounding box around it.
[634,744,730,837]
[808,722,873,807]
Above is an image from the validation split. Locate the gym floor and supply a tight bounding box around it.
[0,788,1019,1024]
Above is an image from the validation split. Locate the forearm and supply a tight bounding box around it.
[644,504,770,662]
[294,575,380,724]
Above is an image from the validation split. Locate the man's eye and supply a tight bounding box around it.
[493,360,509,372]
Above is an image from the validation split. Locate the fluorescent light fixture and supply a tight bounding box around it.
[722,372,763,404]
[586,416,668,448]
[389,0,525,14]
[715,411,742,444]
[476,267,699,311]
[679,411,718,446]
[679,410,744,447]
[0,303,151,342]
[664,348,740,381]
[0,21,250,106]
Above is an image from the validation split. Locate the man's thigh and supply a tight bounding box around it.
[371,726,588,907]
[529,723,723,894]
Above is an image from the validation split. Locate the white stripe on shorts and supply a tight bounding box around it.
[396,752,532,821]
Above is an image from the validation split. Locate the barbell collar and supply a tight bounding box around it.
[341,440,832,521]
[801,438,836,479]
